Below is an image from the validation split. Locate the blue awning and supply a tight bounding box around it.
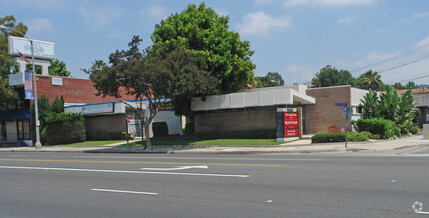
[0,109,31,121]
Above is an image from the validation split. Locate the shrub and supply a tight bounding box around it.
[353,119,401,139]
[410,126,419,134]
[152,122,169,137]
[196,129,276,139]
[41,112,85,145]
[311,133,345,143]
[347,131,370,142]
[312,131,371,143]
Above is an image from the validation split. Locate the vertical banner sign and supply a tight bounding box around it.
[24,70,34,100]
[284,112,299,137]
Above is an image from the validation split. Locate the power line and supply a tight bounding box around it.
[378,53,429,74]
[350,42,429,75]
[385,71,429,84]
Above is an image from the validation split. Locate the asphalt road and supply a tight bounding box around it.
[0,150,428,218]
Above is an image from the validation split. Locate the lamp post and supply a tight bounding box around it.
[0,25,42,149]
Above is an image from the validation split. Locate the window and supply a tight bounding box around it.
[16,120,31,140]
[356,106,363,114]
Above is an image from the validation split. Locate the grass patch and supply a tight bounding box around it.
[125,139,284,146]
[57,140,125,146]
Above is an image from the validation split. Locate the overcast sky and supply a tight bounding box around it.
[2,0,429,85]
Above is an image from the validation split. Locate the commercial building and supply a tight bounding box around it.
[191,85,368,136]
[1,74,183,146]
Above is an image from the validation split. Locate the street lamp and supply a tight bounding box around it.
[0,25,42,149]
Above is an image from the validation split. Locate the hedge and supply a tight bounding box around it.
[196,129,276,139]
[41,113,86,145]
[311,133,345,143]
[353,119,400,139]
[312,131,371,143]
[347,131,371,142]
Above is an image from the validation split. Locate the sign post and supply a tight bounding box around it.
[335,103,351,148]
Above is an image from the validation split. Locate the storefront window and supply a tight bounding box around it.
[16,120,31,140]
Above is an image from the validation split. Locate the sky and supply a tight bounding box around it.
[2,0,429,85]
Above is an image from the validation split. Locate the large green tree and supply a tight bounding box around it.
[87,36,218,148]
[356,70,384,91]
[311,65,355,88]
[150,2,255,93]
[0,15,27,108]
[48,59,71,77]
[256,72,285,88]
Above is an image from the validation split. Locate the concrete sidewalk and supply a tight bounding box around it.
[1,135,428,154]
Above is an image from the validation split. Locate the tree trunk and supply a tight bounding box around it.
[144,122,152,150]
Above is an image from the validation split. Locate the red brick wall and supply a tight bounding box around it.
[35,75,137,104]
[306,86,351,134]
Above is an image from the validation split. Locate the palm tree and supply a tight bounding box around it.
[358,70,384,91]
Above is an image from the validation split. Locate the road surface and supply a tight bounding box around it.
[0,148,428,217]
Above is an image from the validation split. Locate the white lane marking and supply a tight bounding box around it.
[416,211,429,214]
[8,155,29,157]
[73,156,324,161]
[91,189,158,195]
[0,166,249,178]
[141,165,208,171]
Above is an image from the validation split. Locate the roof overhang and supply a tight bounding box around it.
[192,87,316,112]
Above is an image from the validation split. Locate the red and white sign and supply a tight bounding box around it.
[285,129,299,137]
[284,112,299,137]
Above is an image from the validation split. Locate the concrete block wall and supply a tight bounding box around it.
[194,108,276,133]
[306,86,351,134]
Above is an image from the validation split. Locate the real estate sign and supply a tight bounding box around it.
[284,112,299,137]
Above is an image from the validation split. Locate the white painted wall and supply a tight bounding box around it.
[350,88,368,106]
[191,86,315,111]
[153,111,184,135]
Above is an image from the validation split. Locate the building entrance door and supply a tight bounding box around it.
[1,121,6,141]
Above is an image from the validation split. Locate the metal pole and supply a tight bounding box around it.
[345,105,348,148]
[31,40,42,149]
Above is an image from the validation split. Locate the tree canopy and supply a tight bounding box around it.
[48,59,71,77]
[150,2,255,93]
[256,72,285,88]
[0,15,27,108]
[355,70,384,91]
[311,65,355,88]
[87,36,219,148]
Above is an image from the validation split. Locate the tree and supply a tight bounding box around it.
[87,36,218,149]
[256,72,285,88]
[360,89,380,119]
[356,70,384,91]
[405,81,418,90]
[359,85,417,134]
[311,65,355,88]
[150,2,255,93]
[392,82,404,90]
[51,96,64,113]
[48,59,71,77]
[0,15,27,108]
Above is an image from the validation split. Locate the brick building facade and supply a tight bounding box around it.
[192,85,368,137]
